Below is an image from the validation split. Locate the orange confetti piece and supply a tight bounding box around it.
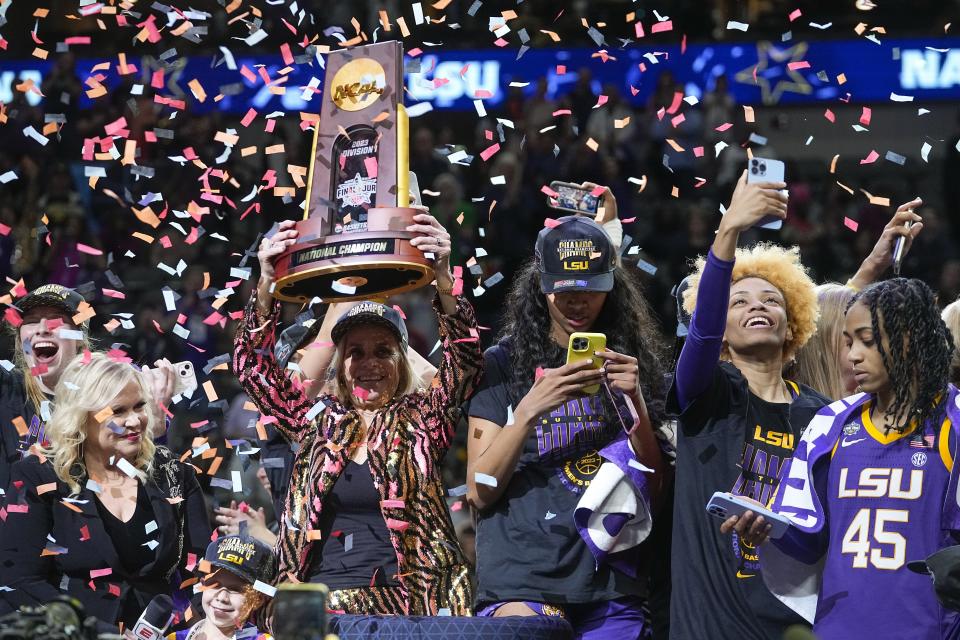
[188,78,207,103]
[11,416,28,436]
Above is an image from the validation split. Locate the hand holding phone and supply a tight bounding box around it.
[566,332,606,395]
[722,166,788,234]
[706,491,791,539]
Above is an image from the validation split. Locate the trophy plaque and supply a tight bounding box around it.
[272,41,434,303]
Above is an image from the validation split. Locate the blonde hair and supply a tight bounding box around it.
[792,283,856,399]
[328,336,422,409]
[41,352,156,494]
[942,298,960,385]
[683,243,819,362]
[10,324,92,424]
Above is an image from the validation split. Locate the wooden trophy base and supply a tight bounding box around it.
[272,207,435,303]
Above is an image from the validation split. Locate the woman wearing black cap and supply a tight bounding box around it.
[234,211,482,619]
[466,214,667,638]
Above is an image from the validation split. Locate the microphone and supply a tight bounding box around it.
[128,595,174,640]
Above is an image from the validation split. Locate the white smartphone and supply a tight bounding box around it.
[745,157,786,230]
[706,491,791,539]
[173,360,198,396]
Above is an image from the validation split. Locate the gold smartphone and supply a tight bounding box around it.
[566,332,607,395]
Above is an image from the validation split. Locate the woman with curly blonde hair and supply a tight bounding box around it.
[0,353,210,630]
[667,171,830,640]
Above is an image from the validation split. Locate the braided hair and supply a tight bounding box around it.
[849,278,954,432]
[499,259,667,425]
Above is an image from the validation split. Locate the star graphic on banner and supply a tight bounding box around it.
[735,41,813,105]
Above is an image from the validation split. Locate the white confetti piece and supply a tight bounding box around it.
[474,99,487,118]
[0,171,17,184]
[921,142,932,162]
[545,511,557,520]
[506,405,514,425]
[22,125,49,146]
[344,533,354,552]
[145,520,158,534]
[447,149,470,165]
[143,540,159,551]
[56,328,84,340]
[231,470,242,493]
[331,281,356,295]
[115,457,138,478]
[0,360,13,372]
[474,472,498,487]
[890,92,914,102]
[405,102,434,118]
[448,484,468,496]
[253,580,277,597]
[726,20,749,31]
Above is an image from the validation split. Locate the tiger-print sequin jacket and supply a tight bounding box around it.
[234,293,483,616]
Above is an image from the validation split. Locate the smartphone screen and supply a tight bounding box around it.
[549,182,600,215]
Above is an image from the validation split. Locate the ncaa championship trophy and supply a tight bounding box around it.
[272,41,434,302]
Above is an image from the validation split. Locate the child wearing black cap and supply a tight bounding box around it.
[168,534,277,640]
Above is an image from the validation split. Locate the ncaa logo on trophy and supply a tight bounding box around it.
[272,42,434,302]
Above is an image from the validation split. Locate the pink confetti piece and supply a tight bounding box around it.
[666,91,684,114]
[535,366,545,380]
[823,109,835,123]
[843,217,859,232]
[551,109,572,117]
[694,146,705,157]
[789,8,802,21]
[556,65,566,75]
[787,61,810,70]
[715,122,733,132]
[79,243,104,256]
[385,518,409,532]
[364,156,378,178]
[241,108,257,127]
[635,21,645,38]
[353,386,370,401]
[3,308,19,328]
[651,20,673,33]
[860,107,872,126]
[543,218,561,229]
[860,150,879,164]
[90,568,112,579]
[541,185,559,197]
[590,186,605,197]
[479,143,500,162]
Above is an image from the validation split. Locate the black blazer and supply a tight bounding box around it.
[0,447,210,628]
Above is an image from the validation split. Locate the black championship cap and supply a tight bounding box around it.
[534,216,616,294]
[18,284,88,327]
[275,321,321,369]
[331,301,408,348]
[908,545,960,612]
[204,533,277,586]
